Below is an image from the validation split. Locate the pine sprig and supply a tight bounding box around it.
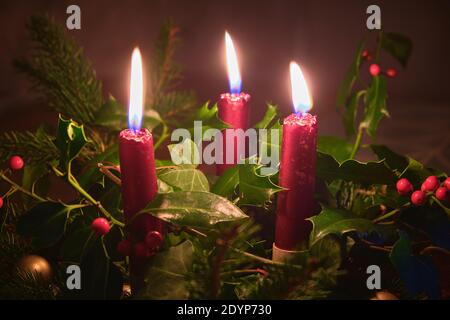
[14,14,103,124]
[0,129,57,164]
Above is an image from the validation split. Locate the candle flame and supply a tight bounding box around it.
[128,47,144,131]
[290,61,312,114]
[225,32,242,94]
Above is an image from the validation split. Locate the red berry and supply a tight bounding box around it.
[422,176,439,192]
[0,197,3,209]
[9,155,24,171]
[411,190,427,206]
[444,177,450,190]
[91,217,110,235]
[435,187,447,201]
[396,178,413,196]
[366,55,373,61]
[362,50,369,58]
[133,242,152,259]
[117,239,132,256]
[369,64,380,76]
[145,231,163,251]
[386,68,397,78]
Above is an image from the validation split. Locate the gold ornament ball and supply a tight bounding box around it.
[17,255,52,281]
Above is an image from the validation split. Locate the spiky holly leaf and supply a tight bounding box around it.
[139,191,248,229]
[360,76,388,137]
[343,90,366,136]
[254,104,279,129]
[317,136,353,163]
[308,207,375,244]
[53,115,89,168]
[381,32,413,68]
[211,166,239,197]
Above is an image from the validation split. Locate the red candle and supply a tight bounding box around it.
[216,32,250,175]
[119,48,163,292]
[274,62,317,253]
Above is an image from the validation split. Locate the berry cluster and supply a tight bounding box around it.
[396,176,449,206]
[116,231,163,259]
[0,155,25,209]
[361,50,397,78]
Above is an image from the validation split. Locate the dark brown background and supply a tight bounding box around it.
[0,0,449,171]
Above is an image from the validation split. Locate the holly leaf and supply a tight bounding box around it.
[308,207,376,244]
[211,166,239,197]
[317,151,397,185]
[309,234,342,270]
[96,98,162,131]
[360,76,388,137]
[390,231,440,299]
[77,239,123,299]
[60,215,96,263]
[21,163,49,204]
[78,145,119,189]
[188,102,228,138]
[336,40,365,110]
[157,167,209,192]
[17,201,71,249]
[254,104,278,129]
[317,136,353,163]
[238,163,283,207]
[343,90,365,136]
[167,138,200,168]
[139,191,248,229]
[381,32,413,68]
[139,240,193,299]
[53,115,89,168]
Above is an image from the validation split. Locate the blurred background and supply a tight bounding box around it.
[0,0,449,171]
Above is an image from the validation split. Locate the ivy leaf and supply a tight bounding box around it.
[53,115,89,168]
[336,40,365,110]
[139,240,193,299]
[308,207,375,244]
[381,32,413,68]
[343,90,365,136]
[317,136,353,163]
[211,166,239,197]
[139,191,248,229]
[96,98,162,131]
[390,231,440,299]
[254,104,278,129]
[360,76,388,137]
[238,163,283,207]
[167,138,200,168]
[157,167,209,192]
[317,151,397,185]
[157,179,174,194]
[17,201,71,249]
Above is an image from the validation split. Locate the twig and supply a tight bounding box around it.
[98,163,122,186]
[0,171,46,202]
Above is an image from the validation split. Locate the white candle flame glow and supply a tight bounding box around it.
[290,61,312,114]
[128,47,144,131]
[225,32,242,94]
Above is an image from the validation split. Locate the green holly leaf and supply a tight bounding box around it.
[77,239,123,299]
[317,136,353,163]
[78,145,119,189]
[336,40,365,110]
[360,76,388,137]
[309,234,342,270]
[60,214,96,263]
[308,207,375,244]
[254,104,278,129]
[21,163,49,204]
[370,144,446,185]
[381,32,413,68]
[343,90,366,136]
[188,102,229,138]
[317,151,397,185]
[390,231,440,299]
[139,240,193,299]
[96,98,162,131]
[139,191,248,229]
[157,167,209,192]
[167,138,200,168]
[211,166,239,197]
[17,201,72,249]
[238,163,283,207]
[53,115,89,168]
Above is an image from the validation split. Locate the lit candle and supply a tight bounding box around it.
[273,62,317,261]
[119,48,164,291]
[216,32,250,175]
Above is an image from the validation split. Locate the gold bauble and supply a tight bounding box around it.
[16,255,52,281]
[121,283,132,299]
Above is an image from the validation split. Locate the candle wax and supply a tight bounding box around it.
[275,112,317,250]
[216,92,250,175]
